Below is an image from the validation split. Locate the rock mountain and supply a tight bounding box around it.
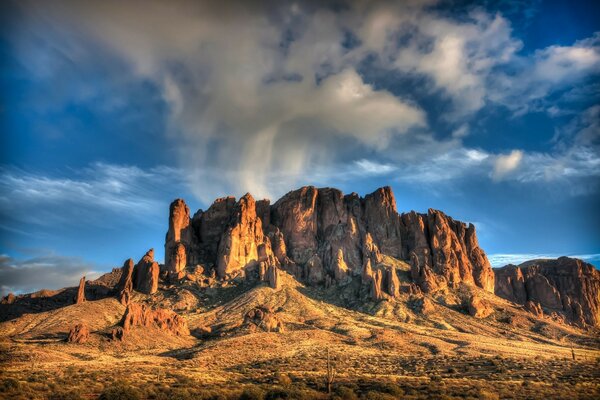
[164,186,495,298]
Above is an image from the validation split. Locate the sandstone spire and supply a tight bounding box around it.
[75,276,86,304]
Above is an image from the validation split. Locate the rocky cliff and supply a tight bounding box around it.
[163,186,495,297]
[495,257,600,327]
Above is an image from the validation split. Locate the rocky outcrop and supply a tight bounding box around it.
[243,306,284,333]
[116,259,135,305]
[165,185,496,296]
[266,265,280,289]
[1,293,16,305]
[494,265,526,304]
[371,269,384,300]
[364,187,402,259]
[467,295,493,319]
[74,276,86,304]
[217,193,272,278]
[167,242,187,281]
[120,303,189,337]
[525,300,543,318]
[67,323,90,343]
[133,249,159,295]
[165,199,194,271]
[494,257,600,327]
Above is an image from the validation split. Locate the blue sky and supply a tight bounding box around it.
[1,0,599,295]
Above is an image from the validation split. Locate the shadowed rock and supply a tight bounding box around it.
[495,257,600,327]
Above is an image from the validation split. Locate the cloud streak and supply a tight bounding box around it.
[0,252,102,296]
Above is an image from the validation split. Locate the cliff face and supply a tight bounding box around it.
[164,186,495,295]
[495,257,600,327]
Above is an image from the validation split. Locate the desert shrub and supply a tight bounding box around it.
[0,378,20,392]
[264,387,313,400]
[364,393,396,400]
[239,386,265,400]
[98,382,141,400]
[371,382,404,397]
[275,372,292,387]
[48,389,83,400]
[333,386,358,400]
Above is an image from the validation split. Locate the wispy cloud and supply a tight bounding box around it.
[0,163,185,229]
[488,253,600,268]
[0,252,102,296]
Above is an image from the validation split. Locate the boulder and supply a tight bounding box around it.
[243,306,284,332]
[467,295,493,319]
[67,323,90,343]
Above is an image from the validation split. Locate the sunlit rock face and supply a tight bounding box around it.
[495,257,600,327]
[164,185,496,294]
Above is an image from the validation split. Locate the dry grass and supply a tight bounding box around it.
[1,272,599,399]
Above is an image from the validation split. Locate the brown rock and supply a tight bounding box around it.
[162,185,497,295]
[255,199,271,228]
[121,303,189,337]
[167,242,187,281]
[332,248,349,282]
[117,258,135,305]
[364,186,403,258]
[133,249,159,295]
[67,323,90,343]
[244,306,284,332]
[371,269,384,300]
[1,293,16,305]
[362,259,374,284]
[217,193,272,278]
[467,295,493,319]
[110,327,125,341]
[165,199,197,269]
[525,300,543,318]
[414,296,435,314]
[494,265,526,304]
[410,250,445,293]
[271,186,319,264]
[75,276,86,304]
[267,265,280,289]
[386,267,400,298]
[306,254,325,285]
[362,232,383,265]
[199,196,237,262]
[494,257,600,327]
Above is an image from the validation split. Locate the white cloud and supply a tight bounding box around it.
[12,1,600,201]
[353,159,397,175]
[492,150,523,180]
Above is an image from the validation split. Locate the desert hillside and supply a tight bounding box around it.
[1,186,599,399]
